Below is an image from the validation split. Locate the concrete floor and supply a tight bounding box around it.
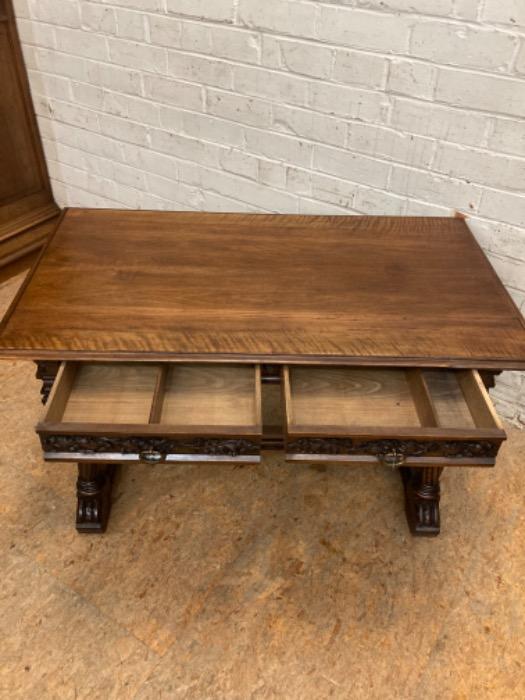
[1,274,524,699]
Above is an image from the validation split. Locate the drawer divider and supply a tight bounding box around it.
[405,369,439,428]
[254,364,262,431]
[148,364,168,424]
[282,366,293,432]
[456,370,503,430]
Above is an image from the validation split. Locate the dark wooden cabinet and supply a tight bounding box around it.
[0,0,59,267]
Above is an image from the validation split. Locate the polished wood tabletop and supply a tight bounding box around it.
[1,208,524,369]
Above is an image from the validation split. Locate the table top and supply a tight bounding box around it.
[1,208,524,369]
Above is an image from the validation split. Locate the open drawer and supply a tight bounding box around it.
[283,367,506,466]
[37,362,262,463]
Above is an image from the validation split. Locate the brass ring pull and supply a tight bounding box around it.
[380,450,405,469]
[140,450,164,464]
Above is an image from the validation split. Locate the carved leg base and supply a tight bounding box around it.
[76,463,116,533]
[35,361,60,404]
[400,467,443,537]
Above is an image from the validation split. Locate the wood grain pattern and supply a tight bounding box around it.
[406,370,438,427]
[0,250,37,285]
[422,370,476,429]
[1,209,524,367]
[288,367,421,428]
[149,365,168,424]
[160,364,260,428]
[284,366,503,439]
[39,361,262,435]
[62,363,159,424]
[456,369,504,430]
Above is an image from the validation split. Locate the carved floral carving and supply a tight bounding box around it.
[286,437,499,459]
[42,434,260,458]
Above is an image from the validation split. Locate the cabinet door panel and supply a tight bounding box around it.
[0,22,42,206]
[0,1,58,265]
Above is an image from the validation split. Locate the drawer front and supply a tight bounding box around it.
[283,366,505,466]
[40,434,261,463]
[38,362,262,464]
[285,436,501,466]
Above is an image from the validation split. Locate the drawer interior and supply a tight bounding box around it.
[423,370,476,428]
[284,366,503,437]
[40,362,504,449]
[287,368,420,428]
[158,364,260,427]
[62,364,158,424]
[43,362,262,434]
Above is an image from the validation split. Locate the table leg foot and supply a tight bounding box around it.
[76,463,116,533]
[400,466,443,537]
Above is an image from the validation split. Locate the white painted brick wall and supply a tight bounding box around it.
[11,0,525,424]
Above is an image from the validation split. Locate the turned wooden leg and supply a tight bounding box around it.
[35,360,60,404]
[76,463,116,533]
[400,466,443,537]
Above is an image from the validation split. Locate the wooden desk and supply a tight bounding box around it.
[1,209,524,536]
